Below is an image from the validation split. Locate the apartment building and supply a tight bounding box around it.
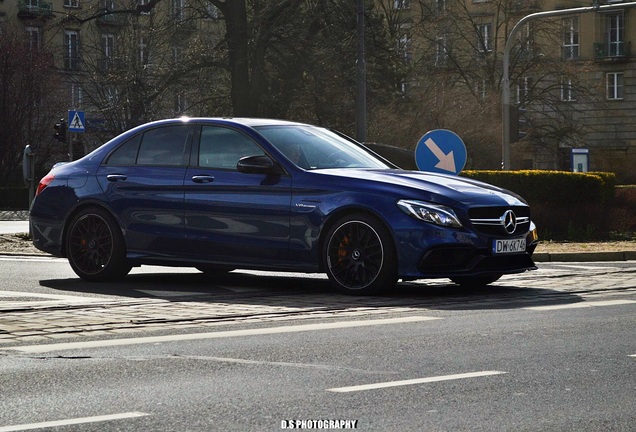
[3,0,635,182]
[1,0,223,155]
[390,0,636,183]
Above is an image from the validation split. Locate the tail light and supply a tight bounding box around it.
[36,173,55,196]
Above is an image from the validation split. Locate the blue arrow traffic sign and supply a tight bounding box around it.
[415,129,467,175]
[68,110,85,133]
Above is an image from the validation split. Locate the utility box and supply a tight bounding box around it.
[571,148,589,172]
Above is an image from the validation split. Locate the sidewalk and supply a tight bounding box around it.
[1,211,634,262]
[0,211,29,235]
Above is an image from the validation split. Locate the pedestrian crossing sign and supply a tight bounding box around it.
[68,110,85,133]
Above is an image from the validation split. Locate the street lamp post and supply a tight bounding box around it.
[501,2,636,170]
[355,0,367,143]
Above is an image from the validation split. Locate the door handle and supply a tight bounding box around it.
[191,175,215,183]
[106,174,128,182]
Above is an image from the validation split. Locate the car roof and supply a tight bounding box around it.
[142,117,310,128]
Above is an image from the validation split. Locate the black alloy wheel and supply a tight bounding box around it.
[323,213,397,295]
[66,207,131,282]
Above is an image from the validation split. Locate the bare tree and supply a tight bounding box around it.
[370,0,596,169]
[0,24,67,184]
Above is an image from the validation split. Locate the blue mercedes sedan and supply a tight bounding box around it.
[30,117,538,294]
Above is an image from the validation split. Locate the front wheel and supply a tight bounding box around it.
[66,207,131,282]
[323,213,397,295]
[450,274,502,288]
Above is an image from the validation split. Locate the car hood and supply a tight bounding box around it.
[316,169,528,208]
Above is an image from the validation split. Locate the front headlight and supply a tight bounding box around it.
[397,200,462,228]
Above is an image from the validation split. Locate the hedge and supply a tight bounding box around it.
[461,170,617,240]
[461,170,615,205]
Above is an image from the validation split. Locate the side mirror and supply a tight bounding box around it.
[237,155,283,175]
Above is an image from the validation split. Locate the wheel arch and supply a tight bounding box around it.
[317,206,397,272]
[61,201,123,258]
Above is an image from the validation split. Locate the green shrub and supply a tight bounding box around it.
[461,170,616,240]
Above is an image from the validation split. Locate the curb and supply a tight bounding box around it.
[533,251,636,262]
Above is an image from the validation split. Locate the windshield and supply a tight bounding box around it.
[255,125,391,170]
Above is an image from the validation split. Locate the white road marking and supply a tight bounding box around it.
[525,299,636,311]
[0,290,95,301]
[0,412,150,432]
[549,264,617,270]
[8,316,441,353]
[0,256,65,263]
[326,371,506,393]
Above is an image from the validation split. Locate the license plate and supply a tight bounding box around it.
[493,238,526,254]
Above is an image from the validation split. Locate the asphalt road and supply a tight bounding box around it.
[1,258,635,431]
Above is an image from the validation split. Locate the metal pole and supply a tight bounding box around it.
[355,0,367,143]
[501,2,636,170]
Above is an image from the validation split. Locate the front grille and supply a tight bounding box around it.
[468,206,531,237]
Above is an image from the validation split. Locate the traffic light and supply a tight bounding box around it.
[509,106,529,143]
[53,118,67,143]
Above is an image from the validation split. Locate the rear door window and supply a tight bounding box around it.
[106,125,192,166]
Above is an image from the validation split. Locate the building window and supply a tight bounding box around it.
[64,30,80,70]
[23,0,39,10]
[607,72,623,100]
[173,0,186,21]
[562,17,579,60]
[398,32,412,63]
[607,13,624,56]
[393,0,410,9]
[25,26,41,50]
[205,3,218,19]
[70,83,82,108]
[173,46,183,64]
[64,0,80,8]
[516,77,532,104]
[138,0,151,14]
[561,78,576,102]
[174,91,187,114]
[139,36,148,65]
[477,23,492,53]
[102,34,115,58]
[476,79,487,101]
[435,34,448,66]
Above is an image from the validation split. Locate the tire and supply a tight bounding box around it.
[323,213,397,295]
[450,274,502,288]
[66,207,131,282]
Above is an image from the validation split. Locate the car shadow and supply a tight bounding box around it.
[39,269,585,312]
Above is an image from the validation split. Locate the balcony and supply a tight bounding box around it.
[17,0,54,19]
[97,12,123,26]
[594,41,631,62]
[509,0,541,12]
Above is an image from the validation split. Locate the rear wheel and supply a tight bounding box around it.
[66,207,131,282]
[323,213,397,295]
[450,274,502,288]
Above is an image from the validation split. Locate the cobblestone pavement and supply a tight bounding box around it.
[1,262,635,347]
